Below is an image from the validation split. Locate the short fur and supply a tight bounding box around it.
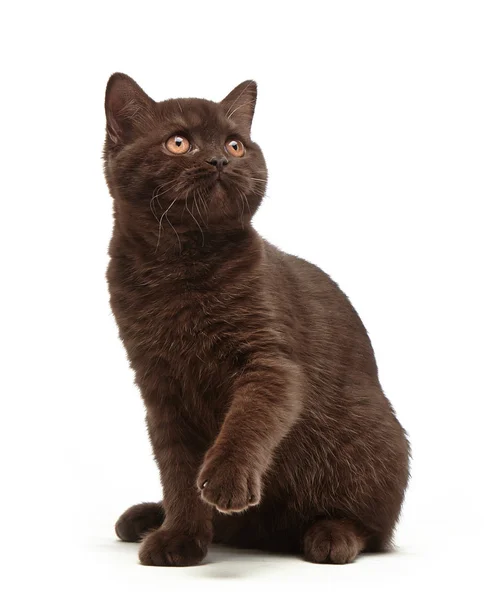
[104,73,410,566]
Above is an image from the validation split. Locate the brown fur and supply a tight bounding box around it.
[104,73,410,566]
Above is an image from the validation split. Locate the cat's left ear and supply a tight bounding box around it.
[220,80,257,133]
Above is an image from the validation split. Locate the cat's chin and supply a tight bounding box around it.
[207,180,228,202]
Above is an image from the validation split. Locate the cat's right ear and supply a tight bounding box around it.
[220,80,257,133]
[105,73,155,146]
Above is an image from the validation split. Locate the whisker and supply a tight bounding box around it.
[242,191,252,216]
[197,188,209,227]
[165,212,182,253]
[155,196,180,253]
[193,190,207,232]
[150,179,180,215]
[150,196,158,222]
[188,192,205,247]
[238,191,245,229]
[153,179,181,201]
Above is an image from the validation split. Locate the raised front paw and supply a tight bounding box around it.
[139,527,209,567]
[197,446,262,514]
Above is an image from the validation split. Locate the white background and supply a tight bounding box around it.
[1,1,488,598]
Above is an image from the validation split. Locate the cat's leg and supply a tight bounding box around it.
[303,518,367,564]
[138,404,213,567]
[197,357,302,514]
[115,502,165,542]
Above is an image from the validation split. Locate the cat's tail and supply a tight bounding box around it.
[115,502,165,541]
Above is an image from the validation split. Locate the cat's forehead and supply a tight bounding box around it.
[155,98,231,133]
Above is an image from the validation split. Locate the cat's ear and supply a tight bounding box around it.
[220,80,257,133]
[105,73,155,145]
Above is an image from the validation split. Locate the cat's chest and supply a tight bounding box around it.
[110,271,239,375]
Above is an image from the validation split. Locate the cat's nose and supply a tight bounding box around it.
[206,156,229,170]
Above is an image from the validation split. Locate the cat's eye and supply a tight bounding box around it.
[225,139,245,157]
[166,135,191,155]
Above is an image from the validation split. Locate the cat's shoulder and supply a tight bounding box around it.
[261,238,331,280]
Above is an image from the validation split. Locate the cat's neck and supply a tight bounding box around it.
[111,218,262,277]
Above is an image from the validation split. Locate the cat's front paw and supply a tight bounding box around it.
[197,446,262,513]
[139,528,209,567]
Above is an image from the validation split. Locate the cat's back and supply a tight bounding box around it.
[261,240,376,366]
[258,238,386,410]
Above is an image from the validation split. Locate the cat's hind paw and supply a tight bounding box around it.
[303,519,366,564]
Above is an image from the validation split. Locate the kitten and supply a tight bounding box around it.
[104,73,410,566]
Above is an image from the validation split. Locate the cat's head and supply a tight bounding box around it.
[103,73,267,236]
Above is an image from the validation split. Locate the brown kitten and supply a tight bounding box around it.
[104,73,410,567]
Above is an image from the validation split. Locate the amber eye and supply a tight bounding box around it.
[225,139,245,157]
[165,135,191,155]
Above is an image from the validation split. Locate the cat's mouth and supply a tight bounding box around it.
[185,167,245,200]
[205,172,228,190]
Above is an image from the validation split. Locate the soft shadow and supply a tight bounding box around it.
[195,544,301,579]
